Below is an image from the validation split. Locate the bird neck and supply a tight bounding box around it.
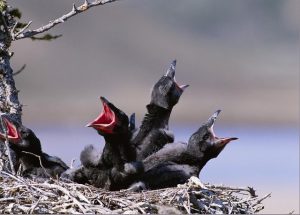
[143,104,171,129]
[186,143,212,174]
[131,104,172,147]
[103,130,136,163]
[103,131,131,145]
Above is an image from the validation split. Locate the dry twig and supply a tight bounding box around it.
[20,151,51,178]
[13,64,26,76]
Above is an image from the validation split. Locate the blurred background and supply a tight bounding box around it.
[8,0,299,213]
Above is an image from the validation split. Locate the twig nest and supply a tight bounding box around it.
[0,171,270,214]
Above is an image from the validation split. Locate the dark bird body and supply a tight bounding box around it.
[132,60,188,160]
[0,118,68,178]
[131,110,238,190]
[64,97,143,190]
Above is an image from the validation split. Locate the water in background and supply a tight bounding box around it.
[30,124,299,214]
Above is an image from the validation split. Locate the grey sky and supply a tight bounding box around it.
[9,0,299,126]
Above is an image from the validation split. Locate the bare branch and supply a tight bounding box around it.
[252,193,271,207]
[14,0,119,40]
[13,21,32,37]
[29,197,41,214]
[10,21,18,39]
[13,64,26,76]
[21,151,51,178]
[72,3,78,12]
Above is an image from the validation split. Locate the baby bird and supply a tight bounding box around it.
[65,97,143,190]
[131,110,238,190]
[132,60,189,160]
[0,117,68,178]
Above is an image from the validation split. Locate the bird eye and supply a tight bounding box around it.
[203,133,210,141]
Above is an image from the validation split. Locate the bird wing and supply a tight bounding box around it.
[142,162,196,189]
[42,153,69,170]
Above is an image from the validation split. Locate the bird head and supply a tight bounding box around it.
[86,96,129,135]
[188,110,238,160]
[150,60,189,110]
[17,126,42,153]
[0,117,21,143]
[0,117,42,153]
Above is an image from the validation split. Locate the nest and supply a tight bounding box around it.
[0,171,271,214]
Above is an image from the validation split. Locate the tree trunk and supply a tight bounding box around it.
[0,12,22,171]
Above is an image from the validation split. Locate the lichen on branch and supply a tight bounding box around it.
[12,0,119,40]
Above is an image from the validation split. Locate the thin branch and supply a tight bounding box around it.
[206,183,256,194]
[14,0,119,40]
[21,151,52,178]
[29,197,41,214]
[0,170,57,197]
[10,21,18,37]
[0,170,24,183]
[252,193,271,207]
[14,21,32,37]
[13,64,26,76]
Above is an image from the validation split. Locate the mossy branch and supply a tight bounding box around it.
[13,0,119,40]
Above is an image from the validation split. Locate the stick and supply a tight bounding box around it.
[21,151,52,178]
[35,183,88,213]
[13,64,26,76]
[252,193,271,207]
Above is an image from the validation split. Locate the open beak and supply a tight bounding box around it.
[86,97,116,134]
[206,110,238,147]
[0,117,21,143]
[214,137,238,148]
[165,59,189,92]
[165,59,176,79]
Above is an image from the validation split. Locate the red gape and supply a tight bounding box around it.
[207,125,238,148]
[86,97,117,134]
[0,118,21,143]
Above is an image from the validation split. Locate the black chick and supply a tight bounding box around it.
[0,118,68,178]
[131,60,189,160]
[0,117,21,172]
[85,96,137,167]
[66,97,143,190]
[131,110,238,190]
